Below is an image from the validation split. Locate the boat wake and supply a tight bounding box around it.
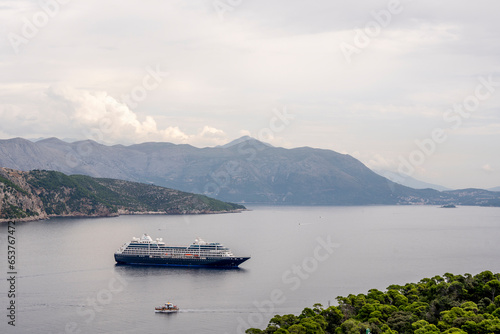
[179,308,265,314]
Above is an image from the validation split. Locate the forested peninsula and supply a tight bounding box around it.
[0,167,245,222]
[247,271,500,334]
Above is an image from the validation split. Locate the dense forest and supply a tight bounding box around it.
[246,271,500,334]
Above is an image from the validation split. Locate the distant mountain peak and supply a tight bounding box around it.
[28,137,78,143]
[37,137,66,144]
[221,136,273,148]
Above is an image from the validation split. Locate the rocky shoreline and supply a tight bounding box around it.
[0,208,247,223]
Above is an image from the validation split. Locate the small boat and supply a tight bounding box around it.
[155,302,179,313]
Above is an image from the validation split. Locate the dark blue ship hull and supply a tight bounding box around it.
[114,254,249,268]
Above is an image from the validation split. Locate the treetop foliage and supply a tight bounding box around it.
[247,271,500,334]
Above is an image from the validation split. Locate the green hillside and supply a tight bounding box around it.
[0,168,245,221]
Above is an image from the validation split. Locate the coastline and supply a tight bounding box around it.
[0,208,247,223]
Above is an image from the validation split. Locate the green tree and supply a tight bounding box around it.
[412,320,440,334]
[336,319,364,334]
[386,289,409,308]
[269,314,299,329]
[320,306,344,333]
[403,302,430,318]
[274,329,290,334]
[386,311,415,334]
[246,329,263,334]
[299,318,326,334]
[438,305,483,330]
[460,301,479,313]
[300,308,316,319]
[485,279,500,301]
[313,303,324,314]
[367,289,387,304]
[442,328,466,334]
[288,324,307,334]
[380,324,398,334]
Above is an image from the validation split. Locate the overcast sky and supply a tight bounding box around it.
[1,0,499,189]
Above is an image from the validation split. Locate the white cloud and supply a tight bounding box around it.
[44,86,228,146]
[48,86,163,143]
[199,125,225,138]
[160,126,189,142]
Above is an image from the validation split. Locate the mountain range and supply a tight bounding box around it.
[0,136,499,206]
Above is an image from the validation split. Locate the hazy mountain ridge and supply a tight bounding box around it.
[0,137,499,206]
[0,167,245,222]
[374,169,452,191]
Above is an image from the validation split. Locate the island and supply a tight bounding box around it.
[0,168,245,222]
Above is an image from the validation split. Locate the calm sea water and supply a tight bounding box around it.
[1,205,500,333]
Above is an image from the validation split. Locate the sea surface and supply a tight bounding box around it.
[1,205,500,333]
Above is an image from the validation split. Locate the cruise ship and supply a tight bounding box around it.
[114,234,250,268]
